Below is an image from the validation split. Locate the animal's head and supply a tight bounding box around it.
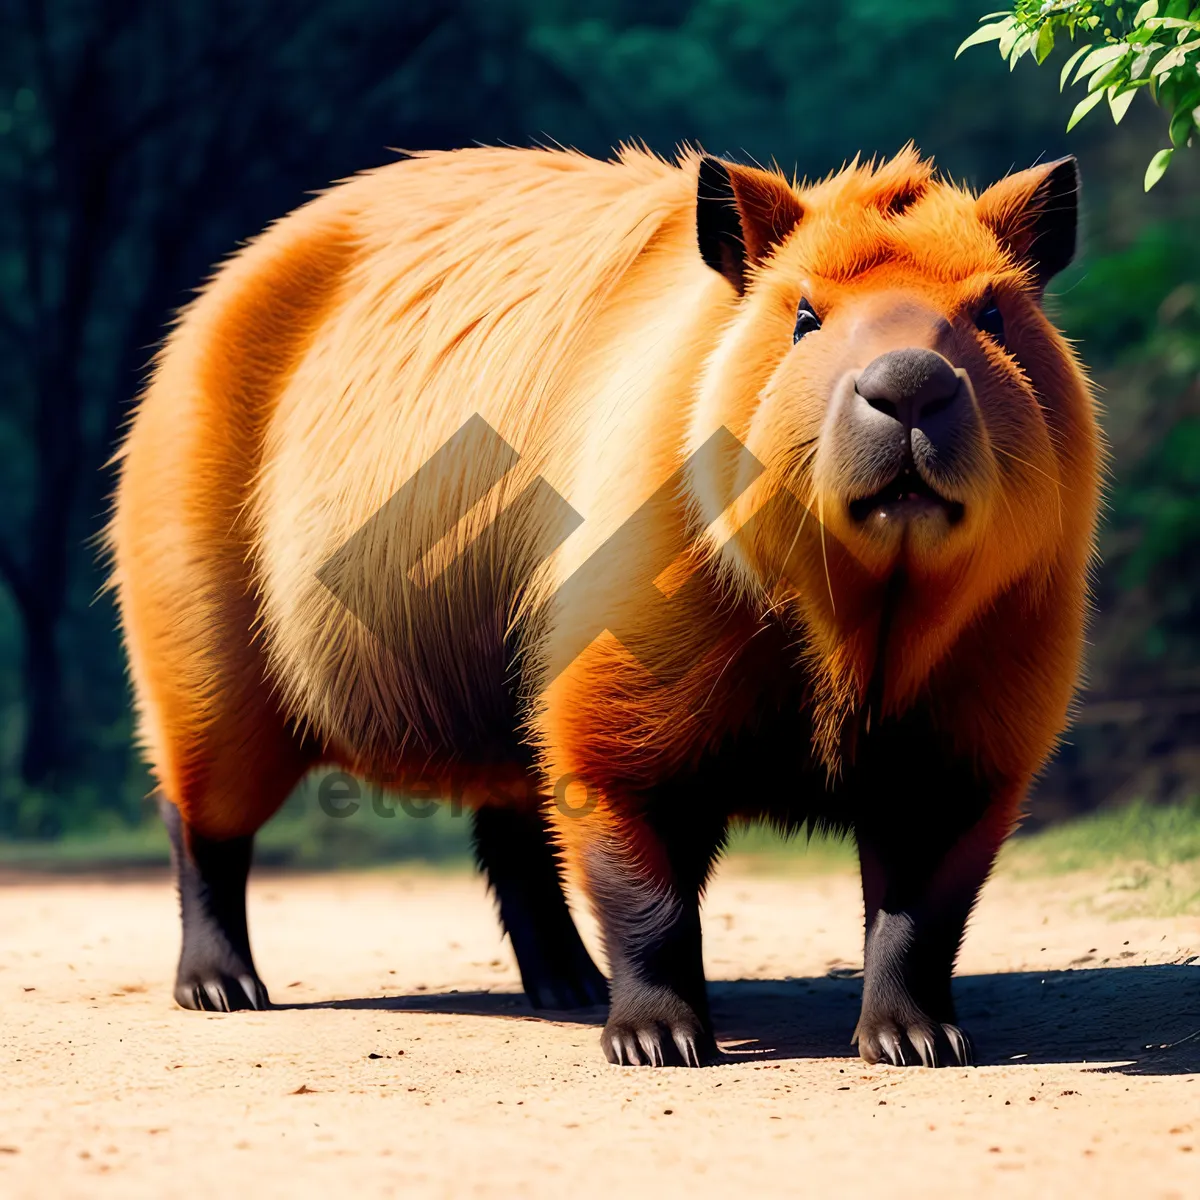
[687,147,1100,731]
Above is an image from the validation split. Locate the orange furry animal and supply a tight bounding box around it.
[109,145,1100,1067]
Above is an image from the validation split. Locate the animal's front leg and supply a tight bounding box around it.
[161,796,269,1012]
[565,796,726,1067]
[853,798,1016,1068]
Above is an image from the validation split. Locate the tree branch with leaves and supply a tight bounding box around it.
[958,1,1200,188]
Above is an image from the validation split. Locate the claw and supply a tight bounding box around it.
[878,1028,905,1066]
[622,1032,644,1066]
[943,1024,973,1066]
[602,1032,620,1065]
[204,981,229,1012]
[673,1029,700,1068]
[910,1028,937,1068]
[637,1028,665,1067]
[238,974,267,1010]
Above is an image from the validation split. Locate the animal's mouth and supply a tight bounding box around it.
[847,467,964,526]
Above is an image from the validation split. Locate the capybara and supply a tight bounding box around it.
[109,144,1099,1066]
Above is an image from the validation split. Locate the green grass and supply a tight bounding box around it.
[721,799,1200,916]
[1,791,1197,908]
[999,799,1200,917]
[0,819,172,870]
[0,774,473,871]
[722,799,1200,871]
[1001,798,1200,875]
[722,821,857,874]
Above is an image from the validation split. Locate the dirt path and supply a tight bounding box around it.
[0,861,1197,1198]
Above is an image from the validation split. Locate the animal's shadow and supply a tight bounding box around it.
[280,963,1200,1075]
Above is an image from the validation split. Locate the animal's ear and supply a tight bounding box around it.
[696,155,804,295]
[976,156,1079,292]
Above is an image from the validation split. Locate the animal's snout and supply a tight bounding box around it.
[853,348,965,455]
[825,347,982,531]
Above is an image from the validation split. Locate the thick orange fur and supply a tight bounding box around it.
[110,146,717,835]
[109,142,1098,936]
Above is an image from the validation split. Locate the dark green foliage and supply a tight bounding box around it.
[0,0,1195,850]
[1057,221,1200,613]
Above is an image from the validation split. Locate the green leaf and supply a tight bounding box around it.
[1074,43,1128,84]
[1129,47,1157,78]
[1060,44,1092,89]
[1036,22,1057,64]
[999,23,1024,59]
[1152,45,1186,73]
[1135,0,1161,21]
[1169,104,1196,143]
[1009,30,1039,68]
[1143,15,1198,28]
[955,21,1009,58]
[1086,58,1131,94]
[1109,84,1138,121]
[1067,87,1107,128]
[1156,40,1200,76]
[1144,147,1174,188]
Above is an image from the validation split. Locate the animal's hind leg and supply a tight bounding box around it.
[148,652,313,1013]
[472,804,608,1010]
[161,796,268,1012]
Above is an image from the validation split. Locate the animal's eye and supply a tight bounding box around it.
[793,298,821,344]
[976,299,1005,345]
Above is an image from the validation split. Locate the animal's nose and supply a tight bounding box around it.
[854,348,962,434]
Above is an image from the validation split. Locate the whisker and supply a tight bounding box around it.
[994,472,1019,534]
[816,494,836,617]
[773,443,822,592]
[992,443,1065,491]
[991,444,1064,534]
[764,510,813,617]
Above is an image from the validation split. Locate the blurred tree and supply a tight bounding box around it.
[0,0,521,809]
[522,0,1075,183]
[1040,221,1200,816]
[0,0,1194,836]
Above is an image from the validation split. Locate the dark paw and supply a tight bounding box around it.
[526,960,609,1011]
[602,1016,716,1067]
[602,993,716,1067]
[175,969,269,1012]
[854,1011,972,1067]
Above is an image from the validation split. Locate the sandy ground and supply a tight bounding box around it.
[0,861,1197,1199]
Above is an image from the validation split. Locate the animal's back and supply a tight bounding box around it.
[111,147,724,823]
